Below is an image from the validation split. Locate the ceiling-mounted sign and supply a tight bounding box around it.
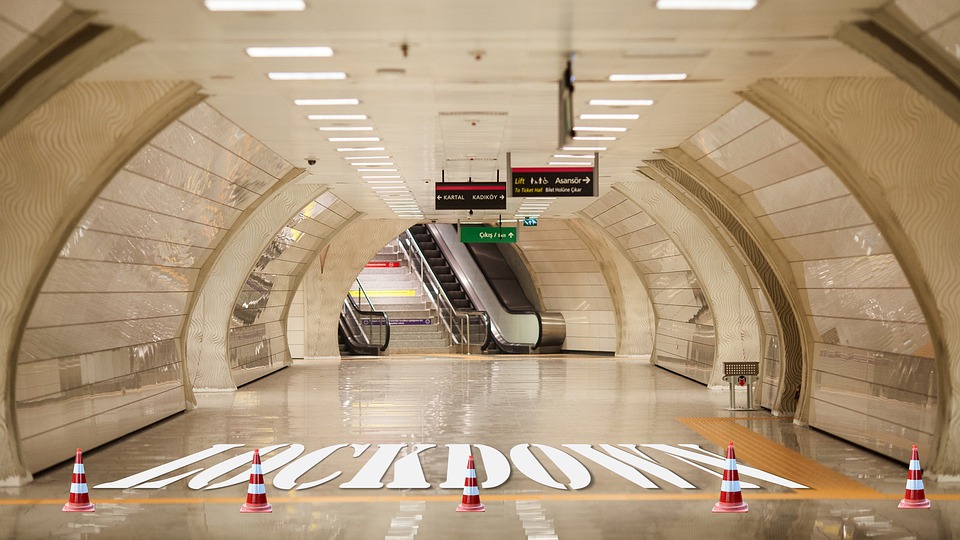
[435,182,507,210]
[460,225,517,244]
[510,167,597,198]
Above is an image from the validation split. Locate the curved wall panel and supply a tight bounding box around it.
[583,191,716,383]
[514,220,618,353]
[12,101,292,473]
[228,192,357,385]
[0,79,201,479]
[682,97,938,462]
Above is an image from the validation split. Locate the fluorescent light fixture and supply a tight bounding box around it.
[336,147,385,152]
[656,0,757,9]
[295,98,358,105]
[329,137,380,142]
[344,155,388,160]
[589,99,654,106]
[371,185,408,190]
[351,162,394,166]
[356,168,397,172]
[309,114,367,120]
[206,0,304,11]
[553,154,595,159]
[562,146,607,151]
[269,72,347,81]
[573,126,627,132]
[318,126,373,132]
[362,176,401,180]
[579,114,639,120]
[516,213,540,218]
[247,47,331,57]
[387,202,419,206]
[609,73,687,81]
[549,161,593,166]
[573,136,616,141]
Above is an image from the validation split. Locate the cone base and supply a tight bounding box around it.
[240,502,273,513]
[898,498,931,509]
[62,502,95,513]
[456,502,485,512]
[712,501,748,513]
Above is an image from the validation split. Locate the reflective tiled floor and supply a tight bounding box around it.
[3,355,959,539]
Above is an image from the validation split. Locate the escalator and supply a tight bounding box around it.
[409,224,474,311]
[418,224,565,353]
[338,281,390,356]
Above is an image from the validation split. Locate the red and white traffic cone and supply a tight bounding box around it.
[898,445,931,509]
[62,448,95,512]
[712,442,748,513]
[240,449,272,513]
[456,455,485,512]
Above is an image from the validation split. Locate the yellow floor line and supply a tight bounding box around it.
[677,417,880,496]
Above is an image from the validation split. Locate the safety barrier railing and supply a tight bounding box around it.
[397,230,489,353]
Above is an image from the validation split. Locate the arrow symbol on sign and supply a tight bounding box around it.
[436,196,442,200]
[508,232,515,238]
[583,177,591,183]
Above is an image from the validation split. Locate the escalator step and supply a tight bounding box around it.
[436,274,456,283]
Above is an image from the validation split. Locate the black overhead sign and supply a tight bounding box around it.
[510,167,596,197]
[434,182,507,210]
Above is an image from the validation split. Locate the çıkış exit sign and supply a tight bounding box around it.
[460,225,517,244]
[435,182,507,210]
[510,167,596,198]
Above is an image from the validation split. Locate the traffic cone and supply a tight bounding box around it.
[240,449,272,513]
[62,448,95,512]
[898,445,931,509]
[456,455,485,512]
[712,442,748,513]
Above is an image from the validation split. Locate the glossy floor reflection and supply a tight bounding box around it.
[3,355,959,539]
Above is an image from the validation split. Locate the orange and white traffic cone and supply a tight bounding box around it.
[456,455,485,512]
[898,445,931,509]
[240,449,272,513]
[62,448,95,512]
[712,442,748,513]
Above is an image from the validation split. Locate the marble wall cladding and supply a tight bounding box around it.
[892,0,960,60]
[14,101,294,473]
[227,193,356,384]
[583,191,716,385]
[685,99,936,455]
[514,220,617,353]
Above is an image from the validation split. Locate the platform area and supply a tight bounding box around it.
[2,355,958,539]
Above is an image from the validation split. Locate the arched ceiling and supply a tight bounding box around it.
[65,0,891,222]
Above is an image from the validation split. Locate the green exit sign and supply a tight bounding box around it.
[460,226,517,243]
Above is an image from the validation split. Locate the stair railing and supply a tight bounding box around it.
[397,230,489,353]
[342,278,390,352]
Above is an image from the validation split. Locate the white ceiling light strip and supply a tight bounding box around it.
[269,72,347,80]
[207,0,305,11]
[656,0,757,10]
[247,46,331,57]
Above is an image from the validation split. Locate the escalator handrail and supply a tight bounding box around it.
[338,313,382,355]
[343,281,391,351]
[397,229,490,350]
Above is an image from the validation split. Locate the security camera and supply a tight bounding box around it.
[307,159,316,166]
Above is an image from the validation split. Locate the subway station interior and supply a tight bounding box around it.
[2,0,960,538]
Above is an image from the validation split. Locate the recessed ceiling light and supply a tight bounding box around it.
[206,0,305,11]
[295,98,358,105]
[269,72,347,80]
[344,155,389,160]
[329,137,380,142]
[247,46,331,57]
[589,99,654,106]
[553,154,596,159]
[573,136,616,141]
[562,146,607,151]
[363,176,401,180]
[572,126,627,132]
[356,168,397,172]
[309,114,367,120]
[336,147,385,152]
[351,162,394,166]
[608,73,687,81]
[371,185,409,190]
[318,126,374,132]
[656,0,756,9]
[579,114,639,120]
[549,161,594,166]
